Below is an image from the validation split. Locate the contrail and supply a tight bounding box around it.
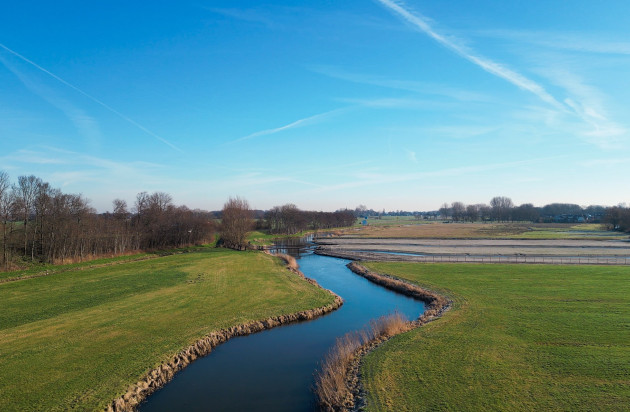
[0,42,182,152]
[231,107,349,143]
[375,0,566,110]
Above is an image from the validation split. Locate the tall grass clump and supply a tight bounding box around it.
[315,312,409,411]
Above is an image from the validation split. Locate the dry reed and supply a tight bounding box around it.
[275,253,300,272]
[314,262,451,411]
[315,312,409,411]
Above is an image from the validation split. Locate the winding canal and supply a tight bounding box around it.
[139,239,424,411]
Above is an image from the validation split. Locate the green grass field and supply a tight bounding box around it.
[0,248,335,411]
[247,226,351,246]
[360,262,630,411]
[514,224,628,240]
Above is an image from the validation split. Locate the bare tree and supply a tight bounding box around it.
[451,202,466,222]
[439,203,451,220]
[219,197,253,250]
[477,204,492,221]
[354,204,367,218]
[15,175,42,259]
[113,199,128,218]
[0,171,13,268]
[0,174,216,271]
[466,204,479,222]
[148,192,173,214]
[490,196,514,222]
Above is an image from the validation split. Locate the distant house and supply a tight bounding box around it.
[550,214,586,223]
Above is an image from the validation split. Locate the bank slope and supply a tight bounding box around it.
[360,263,630,411]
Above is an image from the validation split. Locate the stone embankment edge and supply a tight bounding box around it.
[342,262,451,412]
[106,253,343,412]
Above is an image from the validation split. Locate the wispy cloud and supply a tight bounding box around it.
[2,149,70,165]
[2,146,164,182]
[305,156,560,194]
[374,0,566,110]
[337,96,451,110]
[213,172,324,190]
[312,65,489,102]
[374,0,628,148]
[0,54,102,146]
[391,125,500,140]
[230,94,459,145]
[0,42,182,152]
[231,107,349,143]
[475,29,630,55]
[0,146,175,209]
[581,157,630,167]
[205,7,275,28]
[542,68,627,147]
[404,148,418,163]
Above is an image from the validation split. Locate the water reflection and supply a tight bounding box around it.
[268,235,314,258]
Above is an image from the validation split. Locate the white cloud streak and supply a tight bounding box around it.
[312,65,489,102]
[205,7,275,28]
[543,68,627,147]
[375,0,628,148]
[0,55,102,145]
[231,107,349,143]
[305,156,560,194]
[475,29,630,55]
[0,146,167,190]
[0,42,182,152]
[374,0,566,110]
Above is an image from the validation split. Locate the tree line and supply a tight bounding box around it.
[604,205,630,232]
[3,170,627,270]
[437,196,610,224]
[261,204,356,235]
[349,197,628,233]
[0,172,360,270]
[0,172,214,270]
[216,200,357,251]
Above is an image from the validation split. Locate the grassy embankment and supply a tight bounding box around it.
[360,262,630,411]
[247,227,347,247]
[247,230,307,247]
[0,243,224,281]
[0,248,335,411]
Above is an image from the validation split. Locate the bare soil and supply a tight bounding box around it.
[340,222,625,239]
[315,238,630,265]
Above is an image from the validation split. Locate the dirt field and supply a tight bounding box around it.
[315,237,630,265]
[341,222,627,240]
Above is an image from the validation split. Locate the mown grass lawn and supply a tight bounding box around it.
[360,263,630,411]
[0,248,334,411]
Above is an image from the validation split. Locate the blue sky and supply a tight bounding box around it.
[2,1,629,212]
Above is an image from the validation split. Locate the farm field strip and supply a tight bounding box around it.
[316,237,630,264]
[359,262,630,411]
[318,238,630,248]
[345,222,629,240]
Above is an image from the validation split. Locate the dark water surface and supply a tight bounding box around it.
[140,240,424,412]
